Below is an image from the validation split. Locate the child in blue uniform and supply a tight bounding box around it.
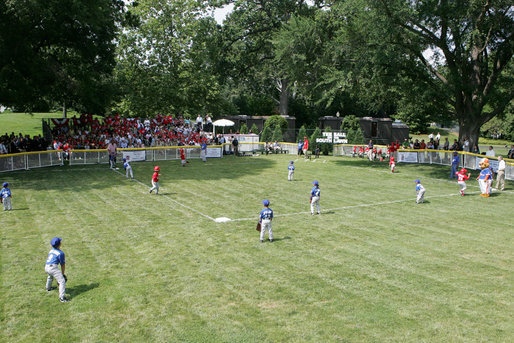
[45,237,70,302]
[415,179,425,204]
[1,182,12,211]
[123,157,133,179]
[310,181,321,215]
[259,199,273,243]
[288,161,295,181]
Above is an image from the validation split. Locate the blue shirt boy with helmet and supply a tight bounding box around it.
[415,179,426,204]
[45,237,70,302]
[259,199,273,243]
[1,182,12,211]
[310,181,321,215]
[201,141,207,162]
[450,152,459,179]
[123,158,133,179]
[288,161,295,181]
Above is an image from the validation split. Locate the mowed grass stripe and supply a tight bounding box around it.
[1,154,513,342]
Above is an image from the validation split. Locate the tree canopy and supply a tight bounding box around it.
[1,0,512,142]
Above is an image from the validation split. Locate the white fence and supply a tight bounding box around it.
[334,145,514,181]
[0,146,223,172]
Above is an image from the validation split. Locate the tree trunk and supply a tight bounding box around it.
[458,117,481,152]
[62,101,67,118]
[279,78,289,116]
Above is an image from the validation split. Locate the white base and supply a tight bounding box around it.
[215,217,231,223]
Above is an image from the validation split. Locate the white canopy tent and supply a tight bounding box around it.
[212,119,235,134]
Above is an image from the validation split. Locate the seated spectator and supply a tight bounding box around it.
[413,139,421,149]
[272,141,281,153]
[508,145,514,159]
[485,146,495,157]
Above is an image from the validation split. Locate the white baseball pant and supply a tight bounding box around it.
[311,196,320,214]
[260,219,273,241]
[45,264,66,299]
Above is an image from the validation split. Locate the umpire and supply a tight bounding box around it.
[45,237,70,302]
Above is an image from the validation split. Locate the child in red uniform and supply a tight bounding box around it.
[389,156,396,173]
[455,168,471,196]
[180,148,188,167]
[149,166,160,194]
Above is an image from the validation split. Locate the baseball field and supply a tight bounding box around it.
[1,154,513,342]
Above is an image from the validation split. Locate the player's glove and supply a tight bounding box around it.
[256,222,261,232]
[309,197,312,203]
[63,274,68,282]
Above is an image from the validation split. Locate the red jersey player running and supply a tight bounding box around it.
[389,156,396,173]
[455,168,471,196]
[149,166,160,194]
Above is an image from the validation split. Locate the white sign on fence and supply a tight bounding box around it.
[206,147,222,158]
[316,132,348,144]
[123,150,146,162]
[398,151,418,163]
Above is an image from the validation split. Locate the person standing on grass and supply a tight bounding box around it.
[123,157,133,179]
[450,151,459,179]
[232,136,239,156]
[201,140,207,162]
[455,168,471,196]
[310,181,321,215]
[303,137,309,157]
[259,199,273,243]
[288,161,295,181]
[149,166,160,194]
[45,237,70,302]
[415,179,425,204]
[494,156,506,191]
[1,182,12,211]
[107,139,117,169]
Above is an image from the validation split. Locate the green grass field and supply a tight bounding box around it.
[1,155,513,342]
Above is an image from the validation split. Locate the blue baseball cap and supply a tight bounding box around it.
[2,182,8,187]
[289,161,294,164]
[414,179,420,183]
[262,199,270,206]
[312,181,319,186]
[51,237,62,248]
[122,158,126,162]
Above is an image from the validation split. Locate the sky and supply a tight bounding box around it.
[211,3,234,25]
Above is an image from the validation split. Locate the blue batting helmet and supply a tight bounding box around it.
[262,199,270,206]
[50,237,62,248]
[2,182,8,187]
[414,179,420,183]
[122,158,127,162]
[289,161,294,164]
[312,181,319,186]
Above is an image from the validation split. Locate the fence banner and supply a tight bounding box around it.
[398,151,418,163]
[206,147,222,158]
[122,150,146,162]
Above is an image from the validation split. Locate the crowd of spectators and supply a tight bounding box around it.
[0,133,48,154]
[0,113,218,155]
[49,113,215,151]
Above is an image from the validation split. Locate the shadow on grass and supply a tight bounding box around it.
[332,158,468,181]
[271,236,291,242]
[9,208,29,211]
[68,282,99,298]
[4,155,277,190]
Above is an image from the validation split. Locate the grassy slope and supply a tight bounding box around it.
[1,155,513,342]
[0,112,64,137]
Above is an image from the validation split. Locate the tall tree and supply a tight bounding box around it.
[218,0,314,116]
[114,0,222,116]
[0,0,124,115]
[327,0,513,147]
